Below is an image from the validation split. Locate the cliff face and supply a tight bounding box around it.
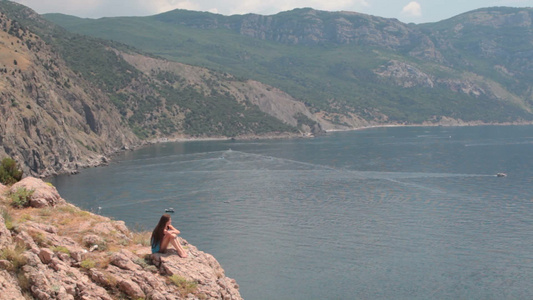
[0,2,328,176]
[0,177,242,299]
[0,10,140,177]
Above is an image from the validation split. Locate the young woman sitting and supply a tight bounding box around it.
[150,214,188,258]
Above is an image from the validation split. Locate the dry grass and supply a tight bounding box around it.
[132,231,151,246]
[0,241,28,272]
[0,187,156,275]
[169,274,198,296]
[0,26,33,71]
[27,230,47,247]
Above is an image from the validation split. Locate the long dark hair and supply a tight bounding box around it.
[151,214,171,248]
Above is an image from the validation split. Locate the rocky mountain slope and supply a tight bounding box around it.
[0,9,139,177]
[0,177,242,299]
[1,1,532,176]
[0,2,328,176]
[45,6,533,125]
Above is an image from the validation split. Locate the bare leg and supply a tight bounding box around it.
[170,236,188,258]
[160,233,187,257]
[159,234,172,252]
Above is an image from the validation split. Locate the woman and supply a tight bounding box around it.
[151,214,188,258]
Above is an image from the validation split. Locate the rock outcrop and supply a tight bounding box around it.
[10,177,65,208]
[0,177,242,299]
[0,9,140,177]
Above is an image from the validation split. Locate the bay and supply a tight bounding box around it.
[50,125,533,299]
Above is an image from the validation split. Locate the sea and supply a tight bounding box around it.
[49,125,533,300]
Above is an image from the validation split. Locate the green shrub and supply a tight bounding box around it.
[0,242,28,271]
[169,274,198,295]
[0,157,23,185]
[9,187,34,208]
[80,259,96,269]
[51,246,70,255]
[1,210,13,230]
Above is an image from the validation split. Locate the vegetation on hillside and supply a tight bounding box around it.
[43,7,533,124]
[0,1,298,140]
[0,157,23,185]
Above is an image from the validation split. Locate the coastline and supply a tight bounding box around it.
[324,120,533,133]
[143,121,533,146]
[53,120,533,178]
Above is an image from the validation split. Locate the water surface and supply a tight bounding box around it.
[51,126,533,299]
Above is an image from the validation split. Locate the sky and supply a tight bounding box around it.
[10,0,533,24]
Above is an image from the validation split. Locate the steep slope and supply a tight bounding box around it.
[420,7,533,103]
[1,1,325,176]
[44,7,533,125]
[0,8,139,177]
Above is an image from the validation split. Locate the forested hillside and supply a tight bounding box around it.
[45,7,533,125]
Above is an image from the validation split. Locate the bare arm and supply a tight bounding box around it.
[164,224,181,235]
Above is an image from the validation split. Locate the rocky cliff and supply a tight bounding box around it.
[0,177,242,299]
[0,10,140,177]
[0,2,330,176]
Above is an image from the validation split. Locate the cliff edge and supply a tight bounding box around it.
[0,177,242,300]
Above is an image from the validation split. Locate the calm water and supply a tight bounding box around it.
[50,126,533,299]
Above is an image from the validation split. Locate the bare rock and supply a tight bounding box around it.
[112,220,129,235]
[91,221,131,241]
[82,234,104,247]
[89,269,119,288]
[375,60,435,88]
[39,248,54,264]
[0,270,24,299]
[0,191,241,300]
[152,239,241,299]
[26,222,58,234]
[10,177,65,208]
[24,255,112,300]
[0,213,12,249]
[111,249,142,271]
[119,279,146,299]
[0,260,13,270]
[23,251,42,267]
[15,230,39,251]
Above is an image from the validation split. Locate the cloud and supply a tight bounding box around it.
[401,1,422,17]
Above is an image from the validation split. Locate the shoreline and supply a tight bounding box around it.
[50,121,533,178]
[324,121,533,133]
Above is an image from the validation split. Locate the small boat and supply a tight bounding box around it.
[496,173,507,177]
[165,208,175,213]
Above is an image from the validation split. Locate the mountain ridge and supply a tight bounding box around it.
[1,1,532,175]
[43,6,533,125]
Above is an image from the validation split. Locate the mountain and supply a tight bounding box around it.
[44,7,533,125]
[1,1,532,176]
[0,3,139,176]
[0,1,323,176]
